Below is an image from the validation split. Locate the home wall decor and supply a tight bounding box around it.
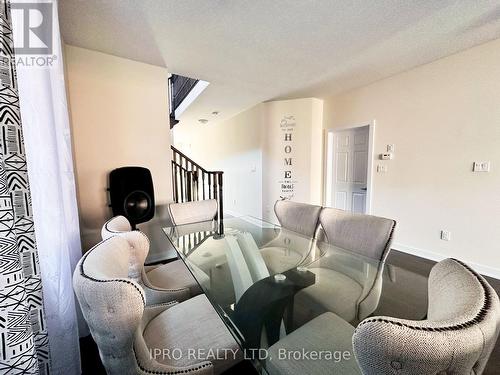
[278,115,297,200]
[0,1,50,374]
[262,98,323,223]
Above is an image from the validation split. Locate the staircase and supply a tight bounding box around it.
[171,146,224,232]
[168,74,200,129]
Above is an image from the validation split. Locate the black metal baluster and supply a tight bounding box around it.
[171,161,177,203]
[208,173,212,199]
[170,146,224,223]
[213,173,218,220]
[185,157,190,202]
[195,166,199,200]
[217,173,224,235]
[180,168,185,202]
[202,170,206,200]
[193,166,197,201]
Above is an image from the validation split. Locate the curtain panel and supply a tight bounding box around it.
[0,1,50,374]
[14,0,83,373]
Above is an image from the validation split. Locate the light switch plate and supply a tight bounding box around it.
[387,144,395,152]
[440,230,451,241]
[473,161,491,172]
[377,165,387,173]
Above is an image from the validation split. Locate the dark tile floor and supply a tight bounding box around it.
[80,250,500,374]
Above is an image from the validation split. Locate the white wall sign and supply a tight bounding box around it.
[279,115,297,199]
[262,98,323,222]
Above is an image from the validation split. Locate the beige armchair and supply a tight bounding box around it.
[259,229,316,275]
[294,208,396,324]
[266,258,500,375]
[258,200,322,275]
[274,199,322,238]
[102,216,201,304]
[73,233,242,375]
[353,258,500,374]
[318,207,396,261]
[167,199,218,226]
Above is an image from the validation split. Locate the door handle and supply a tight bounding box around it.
[361,187,367,191]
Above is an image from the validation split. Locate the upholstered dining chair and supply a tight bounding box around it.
[259,200,322,275]
[167,199,218,226]
[274,199,322,238]
[259,229,317,275]
[317,207,396,261]
[266,258,500,375]
[102,216,200,304]
[74,233,242,375]
[294,208,396,324]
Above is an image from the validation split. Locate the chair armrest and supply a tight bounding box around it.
[142,284,191,305]
[135,304,215,375]
[140,268,191,304]
[309,250,369,284]
[142,301,179,322]
[355,263,384,321]
[144,264,160,272]
[308,249,384,321]
[353,317,455,374]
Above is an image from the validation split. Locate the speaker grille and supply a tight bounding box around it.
[108,167,155,226]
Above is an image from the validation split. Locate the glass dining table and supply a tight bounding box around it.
[157,216,428,374]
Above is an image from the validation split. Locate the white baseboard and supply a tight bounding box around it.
[224,209,242,218]
[393,242,500,280]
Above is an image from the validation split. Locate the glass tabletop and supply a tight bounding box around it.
[162,216,428,373]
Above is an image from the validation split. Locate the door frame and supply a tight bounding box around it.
[322,120,375,214]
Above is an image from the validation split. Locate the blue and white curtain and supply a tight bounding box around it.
[0,1,50,374]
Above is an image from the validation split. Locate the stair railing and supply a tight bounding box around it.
[171,146,224,235]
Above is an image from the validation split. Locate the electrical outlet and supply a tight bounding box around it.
[440,230,451,241]
[387,144,395,152]
[377,165,387,173]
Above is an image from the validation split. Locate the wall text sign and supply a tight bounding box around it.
[278,115,297,199]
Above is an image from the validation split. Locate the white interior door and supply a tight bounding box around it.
[331,126,369,213]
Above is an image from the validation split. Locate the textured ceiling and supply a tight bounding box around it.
[59,0,500,125]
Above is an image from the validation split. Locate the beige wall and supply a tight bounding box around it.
[323,38,500,275]
[174,98,324,223]
[173,104,264,218]
[65,45,172,250]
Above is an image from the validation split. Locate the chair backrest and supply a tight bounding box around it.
[168,199,218,226]
[101,216,150,282]
[319,207,395,261]
[73,234,146,375]
[101,215,132,237]
[274,200,322,238]
[353,258,500,375]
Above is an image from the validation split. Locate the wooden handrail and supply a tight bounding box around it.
[171,146,223,174]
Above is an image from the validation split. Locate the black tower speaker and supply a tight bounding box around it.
[108,166,155,228]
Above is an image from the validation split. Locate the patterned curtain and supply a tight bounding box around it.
[0,1,50,374]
